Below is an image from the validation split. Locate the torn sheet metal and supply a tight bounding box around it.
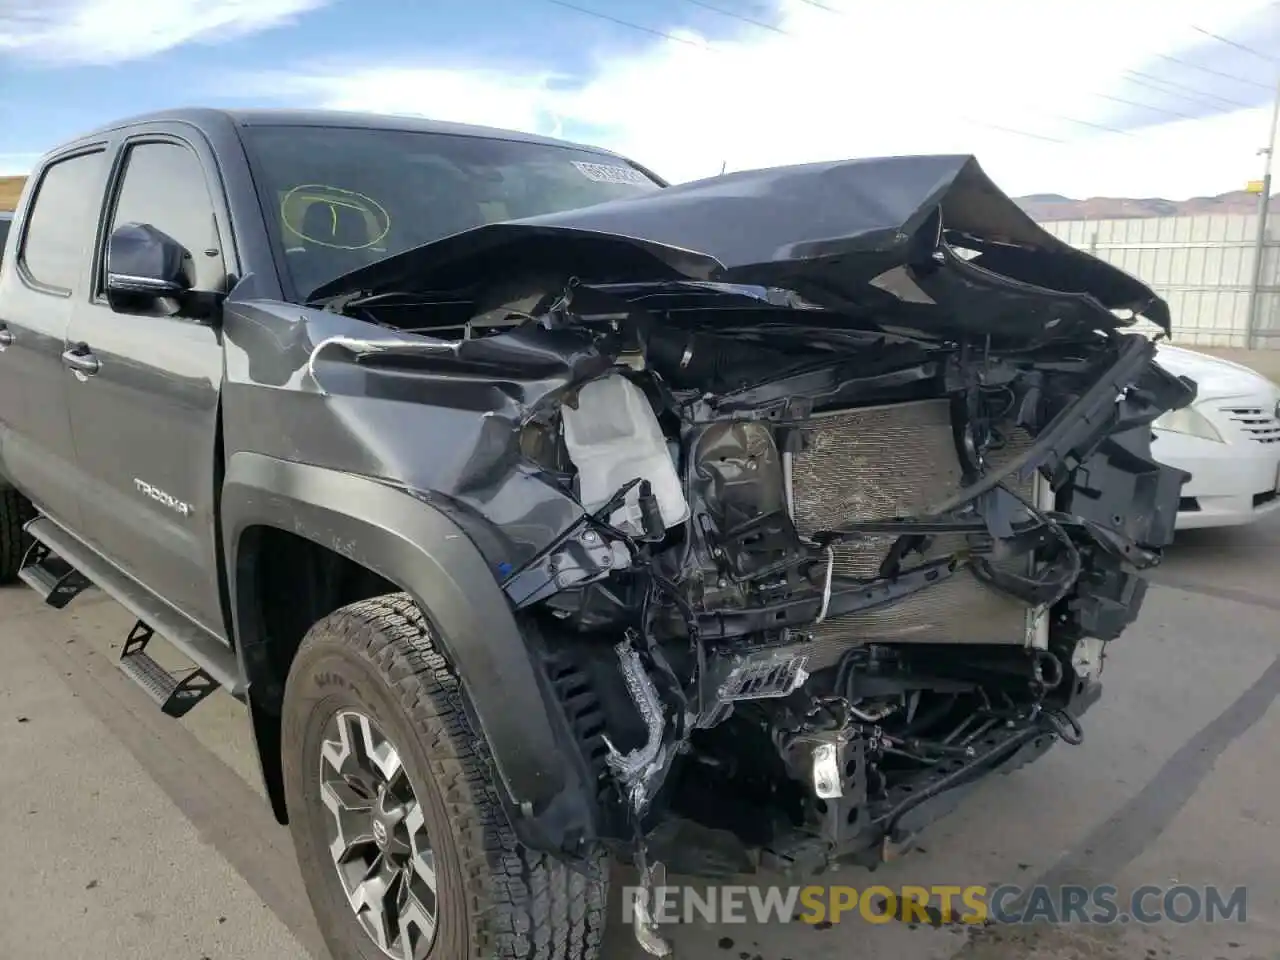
[603,638,670,813]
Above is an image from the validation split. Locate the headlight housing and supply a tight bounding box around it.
[1153,405,1225,443]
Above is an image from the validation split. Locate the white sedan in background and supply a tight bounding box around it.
[1152,344,1280,529]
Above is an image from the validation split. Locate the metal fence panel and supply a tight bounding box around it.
[1038,213,1279,348]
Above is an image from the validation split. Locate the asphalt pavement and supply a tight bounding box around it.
[1,513,1278,960]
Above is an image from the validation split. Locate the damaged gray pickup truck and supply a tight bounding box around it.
[0,109,1193,960]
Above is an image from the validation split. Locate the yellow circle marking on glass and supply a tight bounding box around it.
[281,184,391,250]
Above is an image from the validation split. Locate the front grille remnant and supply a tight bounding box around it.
[1219,406,1280,444]
[788,398,1037,666]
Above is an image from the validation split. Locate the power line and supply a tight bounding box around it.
[546,0,712,49]
[968,109,1133,141]
[680,0,790,36]
[1155,53,1274,92]
[1125,69,1254,110]
[1121,71,1222,109]
[543,0,1067,148]
[1051,114,1135,137]
[540,0,1264,148]
[1191,25,1280,65]
[962,118,1065,144]
[1091,92,1198,122]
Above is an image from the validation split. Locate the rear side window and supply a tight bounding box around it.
[109,141,224,291]
[21,150,105,291]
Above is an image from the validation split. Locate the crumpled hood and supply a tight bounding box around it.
[309,154,1170,342]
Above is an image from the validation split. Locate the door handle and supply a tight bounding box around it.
[61,346,100,378]
[0,325,12,349]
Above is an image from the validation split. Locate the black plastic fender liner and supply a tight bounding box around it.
[221,451,593,849]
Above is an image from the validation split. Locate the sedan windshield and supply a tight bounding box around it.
[239,125,662,300]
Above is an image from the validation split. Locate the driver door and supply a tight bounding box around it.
[64,127,232,642]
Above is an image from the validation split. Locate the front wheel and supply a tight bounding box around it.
[0,487,35,584]
[281,593,608,960]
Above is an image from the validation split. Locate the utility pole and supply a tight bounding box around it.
[1245,71,1280,350]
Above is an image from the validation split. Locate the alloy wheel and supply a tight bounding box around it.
[319,709,438,959]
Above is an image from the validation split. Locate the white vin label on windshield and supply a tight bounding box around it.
[571,161,650,186]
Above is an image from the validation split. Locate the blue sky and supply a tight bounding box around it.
[1,0,1277,197]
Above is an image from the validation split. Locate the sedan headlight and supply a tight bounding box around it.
[1153,405,1225,443]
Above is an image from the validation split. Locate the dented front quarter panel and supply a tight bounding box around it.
[219,298,621,850]
[221,299,608,571]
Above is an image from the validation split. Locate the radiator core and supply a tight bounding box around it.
[786,398,1042,668]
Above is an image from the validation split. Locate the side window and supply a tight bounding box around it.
[21,151,105,291]
[0,218,11,264]
[110,142,224,291]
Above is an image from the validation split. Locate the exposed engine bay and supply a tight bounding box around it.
[304,156,1196,899]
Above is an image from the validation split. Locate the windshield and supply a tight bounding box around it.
[240,125,663,300]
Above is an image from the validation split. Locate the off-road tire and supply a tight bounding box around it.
[282,592,608,960]
[0,488,35,584]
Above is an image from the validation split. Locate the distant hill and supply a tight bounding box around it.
[1015,188,1279,222]
[0,176,25,211]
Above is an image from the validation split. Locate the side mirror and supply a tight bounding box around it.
[105,222,190,308]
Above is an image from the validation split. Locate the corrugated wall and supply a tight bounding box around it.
[1039,214,1280,348]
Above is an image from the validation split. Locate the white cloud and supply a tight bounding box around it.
[262,64,568,137]
[260,0,1277,198]
[0,0,328,64]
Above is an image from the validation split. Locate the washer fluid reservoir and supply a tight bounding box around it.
[562,374,689,536]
